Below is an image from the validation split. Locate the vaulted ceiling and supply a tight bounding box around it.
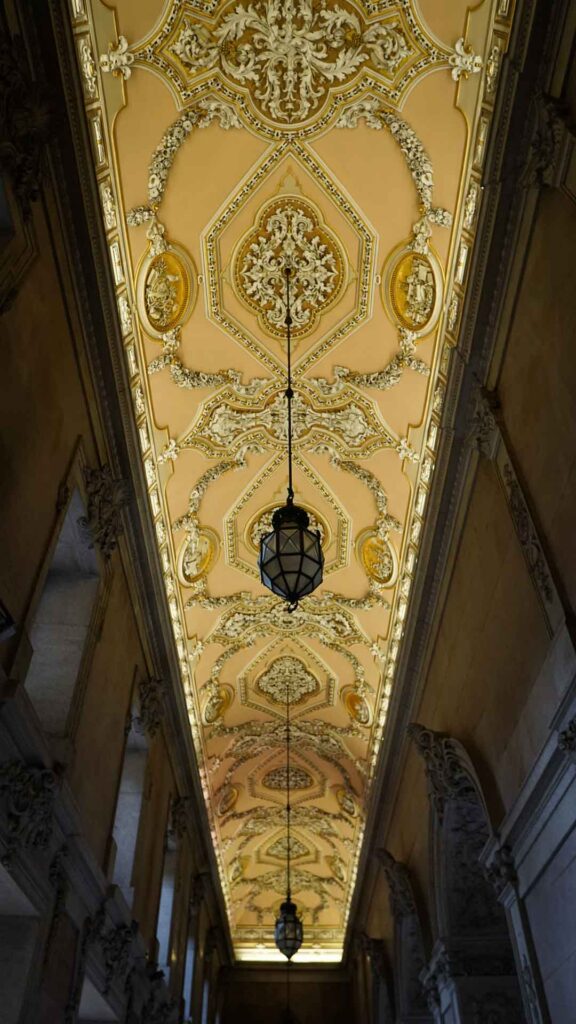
[72,0,515,961]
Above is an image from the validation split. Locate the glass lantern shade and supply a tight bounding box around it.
[274,898,304,960]
[259,502,323,607]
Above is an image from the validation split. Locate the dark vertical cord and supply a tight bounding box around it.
[286,665,291,901]
[285,265,294,504]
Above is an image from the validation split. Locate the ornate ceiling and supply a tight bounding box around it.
[72,0,515,961]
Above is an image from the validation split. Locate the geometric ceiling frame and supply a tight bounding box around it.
[237,637,338,720]
[223,451,353,581]
[203,140,377,374]
[257,829,320,870]
[248,748,327,808]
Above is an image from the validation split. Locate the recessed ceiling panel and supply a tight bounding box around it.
[72,0,516,961]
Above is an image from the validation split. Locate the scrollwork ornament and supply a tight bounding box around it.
[100,36,134,80]
[80,464,128,559]
[134,677,166,738]
[0,761,57,862]
[449,38,483,81]
[0,32,51,219]
[407,723,476,820]
[376,848,416,918]
[336,98,452,227]
[169,1,412,125]
[500,462,554,605]
[485,844,517,897]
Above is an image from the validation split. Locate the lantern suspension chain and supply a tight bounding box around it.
[285,264,294,505]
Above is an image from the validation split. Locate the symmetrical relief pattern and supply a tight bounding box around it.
[75,0,516,961]
[262,766,314,790]
[169,1,413,124]
[121,0,462,137]
[234,196,345,338]
[255,656,320,706]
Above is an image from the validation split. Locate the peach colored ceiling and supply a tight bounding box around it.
[73,0,515,960]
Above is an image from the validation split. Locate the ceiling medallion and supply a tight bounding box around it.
[203,684,234,724]
[169,1,413,125]
[233,196,346,339]
[256,656,320,707]
[341,687,371,727]
[383,237,444,337]
[178,525,219,585]
[135,222,196,339]
[263,765,313,791]
[357,528,398,588]
[336,787,357,817]
[267,835,310,861]
[217,783,239,816]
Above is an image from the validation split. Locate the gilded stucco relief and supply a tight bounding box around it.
[74,0,516,961]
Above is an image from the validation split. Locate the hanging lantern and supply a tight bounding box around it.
[260,502,323,609]
[274,898,304,960]
[259,266,324,611]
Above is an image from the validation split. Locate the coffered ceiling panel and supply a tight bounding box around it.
[72,0,515,960]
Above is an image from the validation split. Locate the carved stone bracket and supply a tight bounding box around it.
[407,724,476,821]
[189,872,206,917]
[0,31,51,219]
[558,715,576,756]
[467,387,500,459]
[80,464,128,559]
[0,760,57,862]
[484,843,518,898]
[376,848,417,918]
[496,448,563,634]
[469,387,564,635]
[168,794,189,841]
[43,844,69,965]
[521,92,575,190]
[133,676,166,738]
[100,919,137,994]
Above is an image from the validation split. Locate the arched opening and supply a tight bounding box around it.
[24,488,100,740]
